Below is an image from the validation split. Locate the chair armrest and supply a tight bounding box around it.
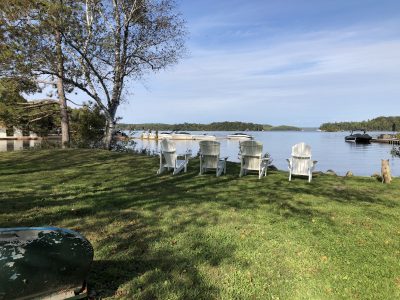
[178,151,192,159]
[220,156,229,161]
[286,158,292,168]
[310,160,318,171]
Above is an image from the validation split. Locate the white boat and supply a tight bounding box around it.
[140,132,149,139]
[171,132,193,140]
[192,134,216,141]
[140,131,156,139]
[148,133,157,140]
[157,132,172,139]
[226,133,253,140]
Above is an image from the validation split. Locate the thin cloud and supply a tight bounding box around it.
[123,17,400,126]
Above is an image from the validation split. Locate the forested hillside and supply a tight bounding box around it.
[320,116,400,132]
[117,122,301,131]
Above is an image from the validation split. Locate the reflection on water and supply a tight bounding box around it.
[1,131,398,176]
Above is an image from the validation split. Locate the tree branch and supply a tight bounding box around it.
[61,34,112,105]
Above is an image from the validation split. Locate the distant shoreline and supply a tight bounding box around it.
[117,122,303,132]
[320,116,399,132]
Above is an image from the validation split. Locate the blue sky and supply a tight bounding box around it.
[28,1,393,126]
[116,0,400,126]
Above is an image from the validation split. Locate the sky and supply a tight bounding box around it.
[38,0,400,127]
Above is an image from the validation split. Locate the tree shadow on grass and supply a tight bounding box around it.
[1,151,399,298]
[84,207,232,299]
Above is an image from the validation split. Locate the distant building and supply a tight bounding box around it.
[0,122,38,139]
[0,122,7,138]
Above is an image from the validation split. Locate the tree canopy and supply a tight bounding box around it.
[117,121,301,131]
[0,0,187,149]
[320,116,400,132]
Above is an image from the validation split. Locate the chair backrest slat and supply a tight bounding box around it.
[160,139,177,167]
[239,140,263,171]
[291,142,311,158]
[199,141,221,168]
[199,140,220,156]
[240,140,263,157]
[291,142,312,175]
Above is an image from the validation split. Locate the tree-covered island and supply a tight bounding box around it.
[117,122,302,131]
[320,116,400,132]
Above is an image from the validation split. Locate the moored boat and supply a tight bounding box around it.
[157,132,172,139]
[227,133,253,140]
[192,133,216,141]
[140,131,149,139]
[141,131,157,139]
[345,129,372,143]
[171,131,193,140]
[148,132,157,140]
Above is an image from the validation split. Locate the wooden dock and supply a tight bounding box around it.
[371,138,400,145]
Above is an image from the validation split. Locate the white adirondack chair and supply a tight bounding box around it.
[286,142,317,182]
[239,140,269,179]
[199,141,227,176]
[157,139,190,175]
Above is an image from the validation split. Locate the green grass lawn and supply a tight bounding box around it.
[1,149,400,299]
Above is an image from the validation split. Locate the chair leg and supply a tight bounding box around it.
[259,166,266,179]
[217,162,224,177]
[199,157,202,175]
[173,164,184,175]
[289,171,292,181]
[157,166,164,175]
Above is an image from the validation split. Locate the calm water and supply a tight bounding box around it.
[130,131,399,176]
[1,131,398,176]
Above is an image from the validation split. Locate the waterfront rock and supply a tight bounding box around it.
[345,171,353,177]
[371,172,382,181]
[326,169,337,176]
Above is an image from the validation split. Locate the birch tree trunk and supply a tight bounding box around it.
[55,29,70,148]
[103,104,118,150]
[103,118,114,150]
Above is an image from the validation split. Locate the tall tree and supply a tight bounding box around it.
[58,0,187,149]
[0,0,73,147]
[1,0,186,149]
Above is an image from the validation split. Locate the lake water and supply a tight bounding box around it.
[1,131,399,176]
[130,131,399,176]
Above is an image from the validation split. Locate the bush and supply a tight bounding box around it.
[70,105,106,148]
